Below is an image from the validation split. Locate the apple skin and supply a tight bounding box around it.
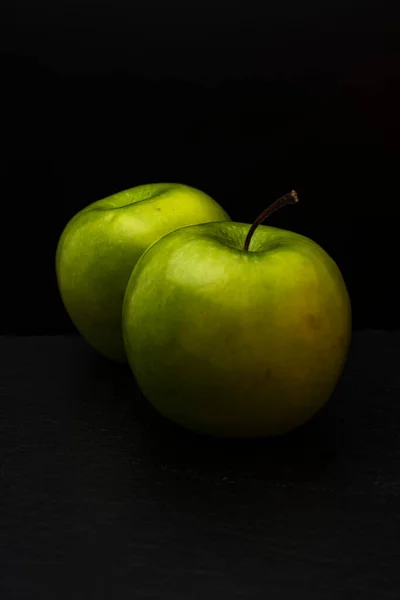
[122,221,352,438]
[56,183,230,363]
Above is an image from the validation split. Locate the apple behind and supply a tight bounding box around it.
[56,183,231,362]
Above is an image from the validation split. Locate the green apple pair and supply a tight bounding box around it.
[56,183,351,438]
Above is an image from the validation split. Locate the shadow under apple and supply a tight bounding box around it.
[74,344,346,496]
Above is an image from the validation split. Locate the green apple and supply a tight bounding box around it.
[56,183,230,362]
[123,191,352,438]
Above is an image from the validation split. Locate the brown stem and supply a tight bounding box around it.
[243,190,299,251]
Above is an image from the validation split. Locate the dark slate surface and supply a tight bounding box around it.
[1,332,399,599]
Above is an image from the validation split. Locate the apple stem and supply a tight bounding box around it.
[243,190,299,251]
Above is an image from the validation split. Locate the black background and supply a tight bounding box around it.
[2,4,400,599]
[3,0,400,334]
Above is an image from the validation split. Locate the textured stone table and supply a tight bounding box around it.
[1,332,399,599]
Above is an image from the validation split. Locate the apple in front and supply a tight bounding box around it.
[56,183,230,362]
[123,206,351,437]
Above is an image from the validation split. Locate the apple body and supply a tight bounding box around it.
[123,221,352,437]
[56,183,230,362]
